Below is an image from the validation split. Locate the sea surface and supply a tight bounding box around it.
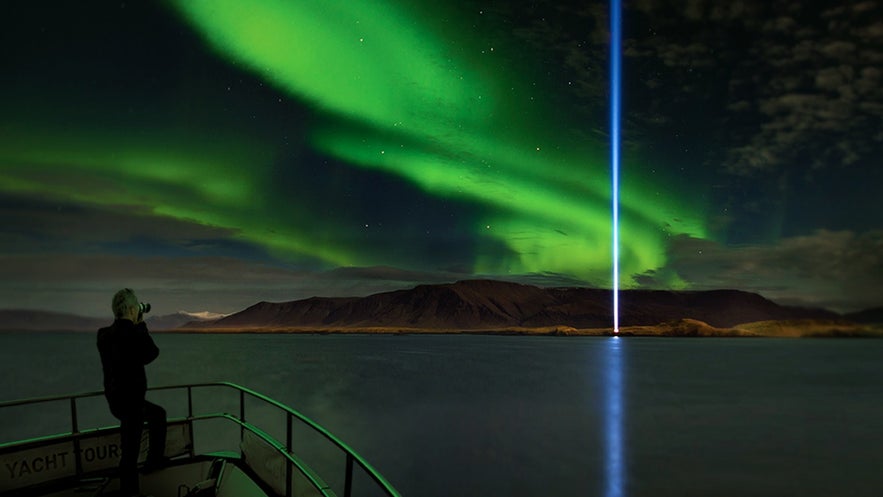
[1,332,882,497]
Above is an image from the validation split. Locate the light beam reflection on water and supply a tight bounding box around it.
[603,336,625,497]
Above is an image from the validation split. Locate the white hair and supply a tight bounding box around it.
[112,288,138,319]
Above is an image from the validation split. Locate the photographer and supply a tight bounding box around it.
[97,288,167,496]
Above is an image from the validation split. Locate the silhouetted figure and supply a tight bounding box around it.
[97,288,166,496]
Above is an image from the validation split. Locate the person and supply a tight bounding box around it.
[97,288,167,496]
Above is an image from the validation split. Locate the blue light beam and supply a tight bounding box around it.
[606,1,626,494]
[610,0,622,334]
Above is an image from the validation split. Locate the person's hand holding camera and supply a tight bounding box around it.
[123,301,150,324]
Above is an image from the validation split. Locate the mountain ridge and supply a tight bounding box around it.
[187,279,844,330]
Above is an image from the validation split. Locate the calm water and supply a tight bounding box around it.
[1,332,882,497]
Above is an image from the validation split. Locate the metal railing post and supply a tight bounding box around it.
[239,389,246,461]
[70,398,79,433]
[187,386,196,457]
[286,413,293,497]
[239,389,245,424]
[187,386,193,418]
[344,453,354,497]
[70,398,83,476]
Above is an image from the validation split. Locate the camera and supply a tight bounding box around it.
[139,302,151,314]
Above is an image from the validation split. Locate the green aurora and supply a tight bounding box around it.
[0,0,709,288]
[170,0,708,285]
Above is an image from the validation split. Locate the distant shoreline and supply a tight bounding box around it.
[161,319,882,338]
[5,319,879,338]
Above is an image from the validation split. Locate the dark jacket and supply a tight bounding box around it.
[97,318,159,407]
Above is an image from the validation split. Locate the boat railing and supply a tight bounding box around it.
[0,382,401,497]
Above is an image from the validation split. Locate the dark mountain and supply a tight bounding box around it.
[212,297,359,328]
[845,307,883,324]
[0,310,107,332]
[0,310,222,332]
[193,280,840,330]
[146,312,226,330]
[616,289,836,327]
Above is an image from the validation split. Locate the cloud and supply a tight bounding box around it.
[0,252,312,315]
[0,196,466,314]
[0,194,319,316]
[638,230,883,312]
[722,2,883,175]
[0,248,595,318]
[323,265,458,282]
[0,194,600,316]
[623,0,883,175]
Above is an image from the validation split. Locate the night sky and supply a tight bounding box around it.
[2,1,881,317]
